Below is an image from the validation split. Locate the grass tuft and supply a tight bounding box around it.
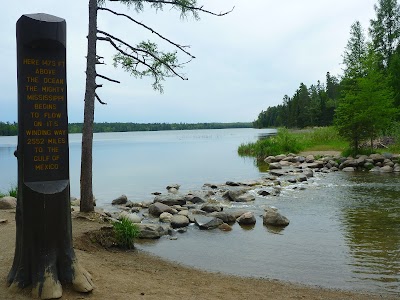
[112,216,140,249]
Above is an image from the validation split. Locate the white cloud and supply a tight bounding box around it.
[0,0,378,123]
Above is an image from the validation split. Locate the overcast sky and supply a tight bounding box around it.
[1,0,378,123]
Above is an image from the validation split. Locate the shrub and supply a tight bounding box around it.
[112,217,140,249]
[8,186,18,198]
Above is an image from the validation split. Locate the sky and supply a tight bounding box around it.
[1,0,378,123]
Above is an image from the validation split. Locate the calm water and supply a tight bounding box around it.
[0,129,399,295]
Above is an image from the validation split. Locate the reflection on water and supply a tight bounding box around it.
[1,130,399,295]
[339,173,400,293]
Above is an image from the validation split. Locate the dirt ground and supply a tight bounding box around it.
[0,209,397,300]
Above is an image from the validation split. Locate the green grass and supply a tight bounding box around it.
[112,216,140,249]
[238,127,347,158]
[0,185,18,198]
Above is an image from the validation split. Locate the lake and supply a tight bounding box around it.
[0,128,399,296]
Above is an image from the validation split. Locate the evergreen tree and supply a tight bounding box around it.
[369,0,400,67]
[80,0,231,212]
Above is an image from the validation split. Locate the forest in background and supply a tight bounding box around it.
[0,121,252,136]
[253,0,400,147]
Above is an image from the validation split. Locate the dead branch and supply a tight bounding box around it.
[97,73,121,84]
[95,93,107,105]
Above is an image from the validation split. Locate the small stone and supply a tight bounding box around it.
[0,219,8,224]
[0,196,17,210]
[219,223,232,231]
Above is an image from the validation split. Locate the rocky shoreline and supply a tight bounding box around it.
[66,152,400,240]
[1,152,399,240]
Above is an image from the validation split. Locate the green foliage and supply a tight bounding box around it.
[0,122,18,136]
[113,41,180,93]
[112,217,140,249]
[336,44,398,154]
[8,186,18,198]
[0,185,18,198]
[253,74,340,129]
[238,128,303,157]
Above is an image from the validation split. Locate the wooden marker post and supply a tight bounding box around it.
[8,13,94,299]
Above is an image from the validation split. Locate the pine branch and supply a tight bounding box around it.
[97,34,187,80]
[105,0,234,16]
[98,7,195,58]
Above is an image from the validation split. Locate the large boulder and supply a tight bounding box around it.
[148,202,176,217]
[194,216,223,230]
[263,208,290,227]
[170,215,190,228]
[224,190,255,202]
[0,196,17,209]
[209,211,237,224]
[154,194,186,206]
[137,223,169,239]
[237,212,256,225]
[111,194,128,205]
[201,203,222,213]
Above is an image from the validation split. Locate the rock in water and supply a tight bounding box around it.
[194,216,223,230]
[111,194,128,205]
[263,209,290,227]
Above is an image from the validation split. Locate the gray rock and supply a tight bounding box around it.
[111,194,128,205]
[148,202,176,217]
[224,190,255,202]
[302,169,314,178]
[263,209,290,227]
[154,194,186,206]
[264,156,277,163]
[209,211,236,223]
[219,223,232,231]
[194,216,223,230]
[166,184,180,190]
[305,155,315,163]
[269,162,282,170]
[237,212,256,225]
[370,153,385,163]
[275,154,287,161]
[185,195,205,204]
[159,212,173,223]
[342,167,355,172]
[119,211,143,223]
[230,210,248,219]
[201,203,222,213]
[171,215,190,228]
[380,165,393,173]
[137,223,169,239]
[226,181,240,186]
[269,169,288,177]
[0,196,17,209]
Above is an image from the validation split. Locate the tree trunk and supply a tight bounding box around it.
[9,13,94,299]
[80,0,98,212]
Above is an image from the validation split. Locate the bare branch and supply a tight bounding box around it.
[98,7,195,58]
[96,84,103,89]
[97,73,122,84]
[95,93,107,105]
[106,0,235,16]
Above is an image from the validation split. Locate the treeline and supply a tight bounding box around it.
[254,0,400,148]
[0,122,18,136]
[253,72,340,128]
[69,122,252,133]
[0,122,252,136]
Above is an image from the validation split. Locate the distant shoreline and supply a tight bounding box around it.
[0,121,255,136]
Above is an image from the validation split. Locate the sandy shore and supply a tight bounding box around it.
[0,209,397,300]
